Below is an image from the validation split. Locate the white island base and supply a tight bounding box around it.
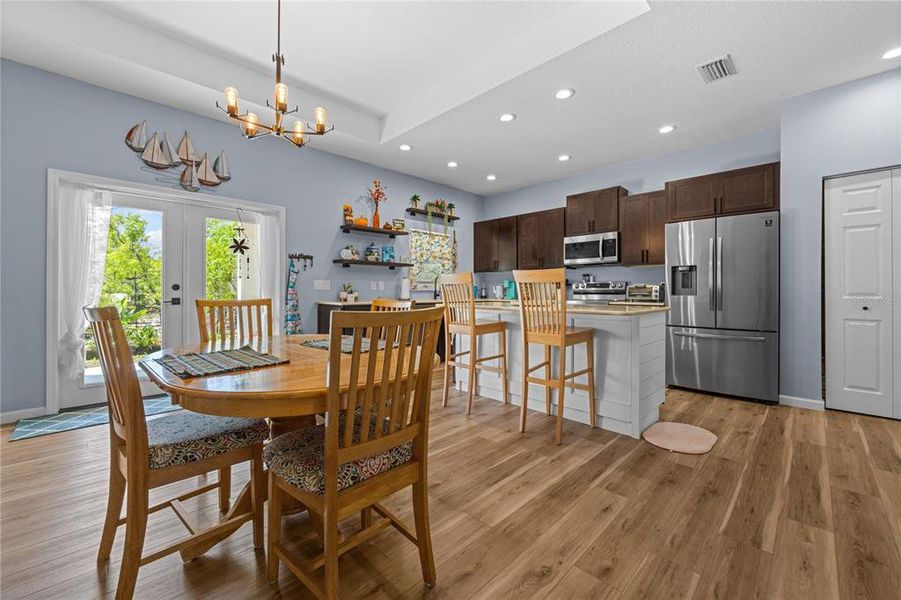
[453,305,667,439]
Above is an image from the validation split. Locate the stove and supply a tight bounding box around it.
[570,280,627,303]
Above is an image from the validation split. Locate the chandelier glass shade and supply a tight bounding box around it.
[216,0,333,148]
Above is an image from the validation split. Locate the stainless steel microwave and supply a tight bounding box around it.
[563,232,619,266]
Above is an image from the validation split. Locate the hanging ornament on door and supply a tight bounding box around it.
[230,209,250,255]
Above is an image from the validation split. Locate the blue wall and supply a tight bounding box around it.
[0,59,485,414]
[780,68,901,401]
[478,129,781,292]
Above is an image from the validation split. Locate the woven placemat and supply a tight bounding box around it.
[155,345,288,378]
[302,336,386,354]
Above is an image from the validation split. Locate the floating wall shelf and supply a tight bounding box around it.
[339,223,408,238]
[405,208,459,222]
[332,259,414,270]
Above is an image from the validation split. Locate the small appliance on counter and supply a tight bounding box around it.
[570,280,627,303]
[502,279,517,300]
[624,284,663,303]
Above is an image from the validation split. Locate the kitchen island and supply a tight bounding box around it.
[454,301,668,438]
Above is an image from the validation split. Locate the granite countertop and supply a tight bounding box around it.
[472,299,669,316]
[316,299,440,307]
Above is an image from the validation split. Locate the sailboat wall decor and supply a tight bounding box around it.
[124,121,233,192]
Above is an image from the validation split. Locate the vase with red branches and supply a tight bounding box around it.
[367,179,387,228]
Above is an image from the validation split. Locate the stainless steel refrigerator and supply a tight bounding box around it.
[665,211,779,402]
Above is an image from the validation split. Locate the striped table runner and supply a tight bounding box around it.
[155,346,289,378]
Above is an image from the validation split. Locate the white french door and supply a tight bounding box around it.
[60,194,185,408]
[825,168,900,419]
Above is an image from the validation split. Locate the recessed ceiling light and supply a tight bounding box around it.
[883,46,901,60]
[658,125,676,134]
[555,88,575,100]
[499,113,516,122]
[486,174,497,181]
[558,154,571,162]
[447,161,458,168]
[399,144,412,151]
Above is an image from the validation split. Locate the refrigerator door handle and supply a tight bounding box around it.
[673,331,767,342]
[716,236,724,311]
[708,237,715,309]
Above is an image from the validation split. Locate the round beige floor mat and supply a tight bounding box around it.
[642,422,717,454]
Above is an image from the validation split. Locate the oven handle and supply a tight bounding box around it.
[673,332,767,342]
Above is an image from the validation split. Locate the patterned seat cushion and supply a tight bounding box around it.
[146,413,269,470]
[263,422,413,495]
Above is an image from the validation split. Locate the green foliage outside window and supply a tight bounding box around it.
[205,218,238,301]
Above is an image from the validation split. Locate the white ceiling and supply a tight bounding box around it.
[3,1,901,195]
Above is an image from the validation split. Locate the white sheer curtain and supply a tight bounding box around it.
[257,212,284,335]
[57,184,111,379]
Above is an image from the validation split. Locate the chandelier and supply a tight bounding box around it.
[216,0,333,147]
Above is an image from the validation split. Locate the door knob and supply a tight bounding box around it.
[163,298,181,305]
[862,306,870,311]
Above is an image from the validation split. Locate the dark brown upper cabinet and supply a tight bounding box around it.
[666,162,780,222]
[565,186,627,236]
[620,191,666,266]
[473,216,518,272]
[517,208,564,269]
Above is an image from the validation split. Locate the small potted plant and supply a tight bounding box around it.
[409,194,421,209]
[340,282,357,303]
[447,202,456,216]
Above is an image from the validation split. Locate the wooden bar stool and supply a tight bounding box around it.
[438,272,508,414]
[513,268,596,445]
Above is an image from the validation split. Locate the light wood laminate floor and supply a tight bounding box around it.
[2,384,900,599]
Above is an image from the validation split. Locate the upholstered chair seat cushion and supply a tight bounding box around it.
[146,413,269,470]
[263,421,413,495]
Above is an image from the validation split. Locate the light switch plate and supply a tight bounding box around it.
[370,281,377,291]
[313,280,331,291]
[378,281,385,291]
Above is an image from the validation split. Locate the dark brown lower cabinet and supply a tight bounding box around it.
[517,208,564,269]
[620,191,666,266]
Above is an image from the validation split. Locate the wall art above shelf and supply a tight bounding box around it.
[332,259,414,270]
[339,224,409,238]
[405,207,459,222]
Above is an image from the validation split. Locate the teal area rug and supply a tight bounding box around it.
[8,396,180,441]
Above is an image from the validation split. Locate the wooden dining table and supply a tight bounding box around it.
[139,333,437,560]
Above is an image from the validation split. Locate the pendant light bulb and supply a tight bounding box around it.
[224,87,239,116]
[275,83,288,112]
[243,112,260,137]
[292,121,305,145]
[314,106,328,134]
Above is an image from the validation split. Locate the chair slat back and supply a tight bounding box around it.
[438,272,475,328]
[326,307,443,472]
[513,269,567,340]
[195,298,273,344]
[83,306,148,450]
[370,298,415,312]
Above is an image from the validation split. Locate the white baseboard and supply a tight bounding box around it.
[779,394,825,412]
[1,406,48,425]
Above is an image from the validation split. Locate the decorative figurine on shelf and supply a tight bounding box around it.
[365,242,380,262]
[340,245,359,260]
[447,202,456,216]
[367,178,387,229]
[392,218,406,231]
[381,245,395,263]
[343,204,354,225]
[354,216,369,227]
[409,194,421,209]
[340,283,358,303]
[383,222,393,230]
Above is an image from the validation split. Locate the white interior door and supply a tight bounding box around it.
[59,194,184,408]
[825,170,894,418]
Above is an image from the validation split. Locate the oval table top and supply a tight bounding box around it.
[140,334,435,419]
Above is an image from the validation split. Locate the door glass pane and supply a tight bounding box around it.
[205,217,260,301]
[84,207,163,381]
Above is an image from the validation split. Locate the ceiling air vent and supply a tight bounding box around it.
[696,54,737,84]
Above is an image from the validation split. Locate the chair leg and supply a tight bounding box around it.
[361,506,372,529]
[556,344,567,445]
[586,336,597,429]
[442,333,452,407]
[250,445,265,549]
[218,466,231,513]
[466,335,476,415]
[98,462,125,562]
[500,328,509,404]
[115,481,149,600]
[267,475,281,583]
[323,504,340,600]
[412,479,437,587]
[544,345,552,416]
[520,342,530,433]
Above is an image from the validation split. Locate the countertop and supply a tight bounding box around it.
[472,299,668,316]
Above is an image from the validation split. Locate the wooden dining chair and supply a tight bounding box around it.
[264,306,444,600]
[438,272,508,414]
[195,298,273,343]
[512,268,596,445]
[86,306,268,600]
[370,298,415,311]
